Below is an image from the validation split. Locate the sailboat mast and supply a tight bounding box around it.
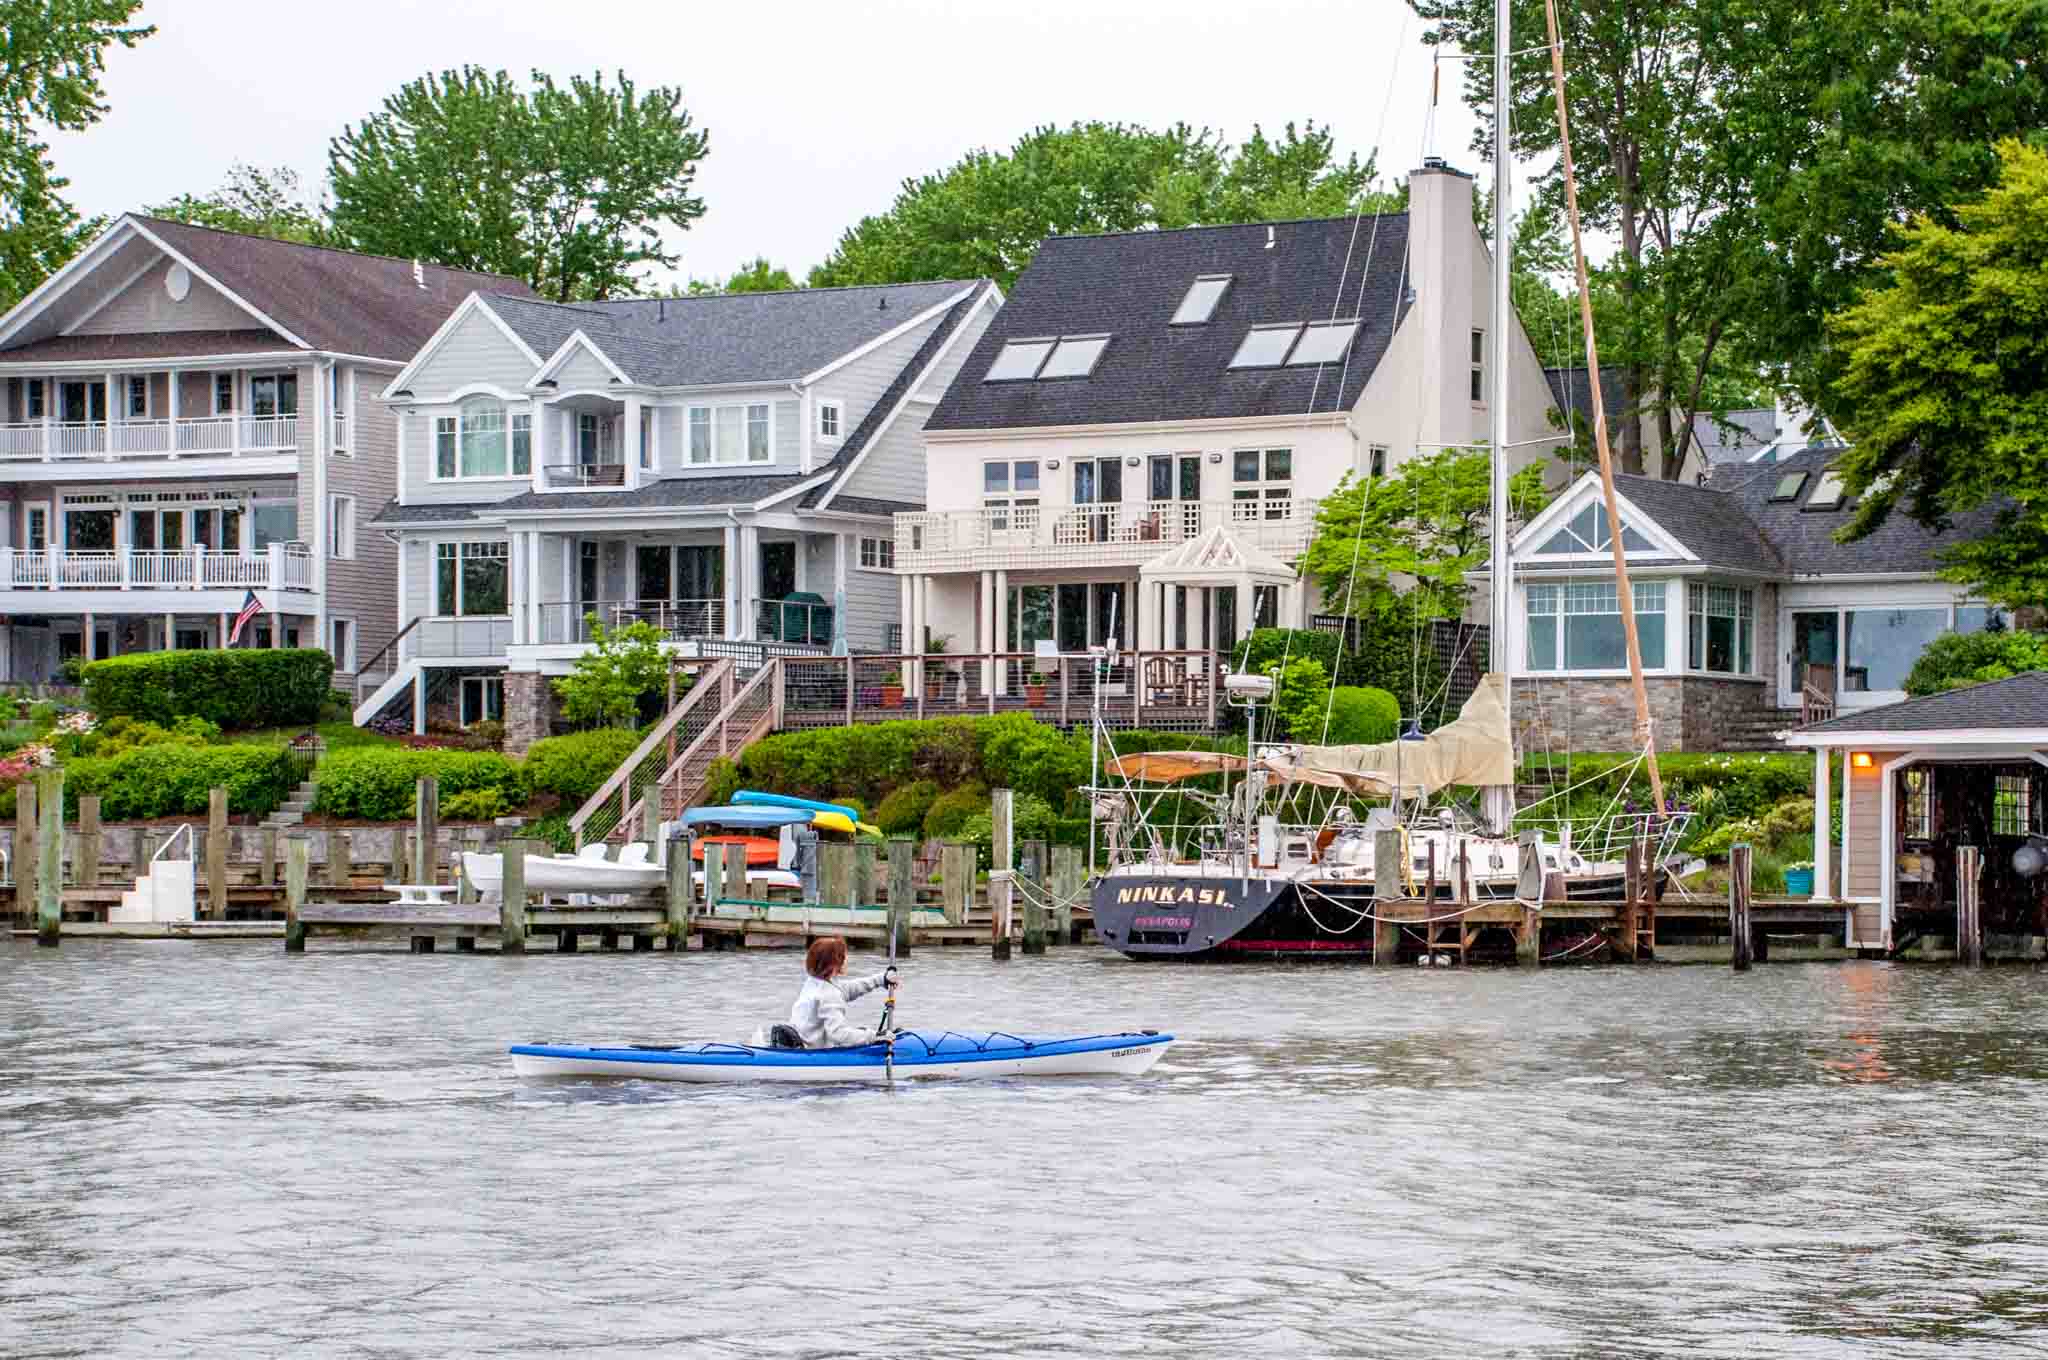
[1541,0,1667,814]
[1482,0,1517,836]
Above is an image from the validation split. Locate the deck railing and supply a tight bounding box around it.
[893,497,1316,570]
[0,543,315,592]
[0,415,298,460]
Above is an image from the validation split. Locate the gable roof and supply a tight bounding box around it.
[1691,408,1777,465]
[1604,473,1785,574]
[1543,365,1633,435]
[926,214,1413,432]
[479,280,977,388]
[1792,671,2048,738]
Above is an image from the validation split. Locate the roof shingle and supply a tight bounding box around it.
[1796,671,2048,735]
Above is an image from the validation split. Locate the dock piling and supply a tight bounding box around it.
[720,842,748,914]
[793,826,819,904]
[990,788,1014,961]
[1372,827,1402,965]
[207,785,228,919]
[500,838,528,955]
[284,833,308,952]
[327,828,352,890]
[665,835,690,950]
[853,840,877,916]
[1020,838,1047,955]
[1050,842,1080,944]
[1730,842,1753,971]
[886,836,914,959]
[1957,844,1983,967]
[818,841,851,911]
[940,842,970,925]
[34,768,62,946]
[77,795,101,889]
[15,779,35,927]
[414,776,438,885]
[705,837,726,916]
[259,825,276,887]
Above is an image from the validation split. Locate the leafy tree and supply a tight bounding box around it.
[148,163,325,243]
[329,67,709,301]
[1302,448,1552,619]
[551,618,670,727]
[809,120,1398,292]
[1903,627,2048,697]
[719,256,795,293]
[0,0,153,308]
[1828,140,2048,607]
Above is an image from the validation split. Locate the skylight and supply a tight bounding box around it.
[1806,469,1847,509]
[1288,320,1360,366]
[1229,324,1301,368]
[1037,334,1110,379]
[1770,471,1809,502]
[1171,275,1232,325]
[984,339,1056,382]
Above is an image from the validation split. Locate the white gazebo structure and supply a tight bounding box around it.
[1136,523,1304,654]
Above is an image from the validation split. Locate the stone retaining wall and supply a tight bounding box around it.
[1514,675,1773,753]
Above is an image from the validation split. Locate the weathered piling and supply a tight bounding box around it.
[327,827,352,890]
[720,842,748,910]
[207,785,228,919]
[1956,844,1983,967]
[853,840,877,914]
[1019,838,1047,955]
[704,838,727,914]
[665,836,690,950]
[886,836,914,958]
[793,826,819,904]
[259,825,277,887]
[1730,841,1753,971]
[35,768,62,946]
[1050,843,1081,943]
[414,776,438,885]
[1372,826,1402,966]
[990,788,1014,961]
[1515,831,1541,968]
[500,838,528,954]
[284,833,308,953]
[15,778,36,924]
[76,795,101,889]
[940,841,971,925]
[819,840,852,910]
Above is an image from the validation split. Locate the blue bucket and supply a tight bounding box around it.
[1784,867,1815,896]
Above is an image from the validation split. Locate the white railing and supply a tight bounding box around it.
[0,422,38,457]
[176,416,235,455]
[239,415,298,450]
[895,497,1317,568]
[0,544,318,593]
[0,414,295,460]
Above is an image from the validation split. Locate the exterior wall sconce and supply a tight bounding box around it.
[1208,452,1223,463]
[1045,458,1061,470]
[1125,456,1141,467]
[1851,752,1873,770]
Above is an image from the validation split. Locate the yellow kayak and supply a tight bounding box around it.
[812,810,855,835]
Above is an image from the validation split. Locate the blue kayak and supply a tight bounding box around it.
[733,789,861,822]
[509,1029,1174,1083]
[682,804,816,830]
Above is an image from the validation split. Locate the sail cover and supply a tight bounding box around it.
[1260,672,1515,798]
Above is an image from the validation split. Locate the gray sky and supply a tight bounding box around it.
[51,0,1506,289]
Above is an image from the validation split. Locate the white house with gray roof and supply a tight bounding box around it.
[363,278,1000,748]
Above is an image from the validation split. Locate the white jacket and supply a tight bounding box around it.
[790,972,887,1048]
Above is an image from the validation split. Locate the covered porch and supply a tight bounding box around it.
[0,605,314,684]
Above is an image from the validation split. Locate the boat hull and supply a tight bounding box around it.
[509,1029,1173,1083]
[460,851,666,895]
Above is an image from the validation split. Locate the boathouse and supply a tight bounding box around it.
[1783,672,2048,953]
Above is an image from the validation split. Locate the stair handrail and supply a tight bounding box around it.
[643,659,781,820]
[568,657,736,842]
[153,823,194,863]
[354,615,427,705]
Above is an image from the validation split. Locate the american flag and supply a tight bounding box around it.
[227,591,263,646]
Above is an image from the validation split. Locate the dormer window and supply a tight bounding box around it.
[1288,320,1360,366]
[1770,471,1808,502]
[1228,324,1301,368]
[1805,469,1847,510]
[1171,275,1232,325]
[984,334,1110,381]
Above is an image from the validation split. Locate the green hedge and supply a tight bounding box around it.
[83,649,335,729]
[315,748,527,821]
[524,728,643,805]
[0,744,297,821]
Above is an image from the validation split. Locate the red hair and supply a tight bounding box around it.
[805,936,848,979]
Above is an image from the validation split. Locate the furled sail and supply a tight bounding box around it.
[1259,672,1515,799]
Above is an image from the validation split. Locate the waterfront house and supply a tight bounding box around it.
[0,216,525,683]
[894,159,1562,700]
[1487,445,2007,754]
[365,278,1001,747]
[1783,671,2048,953]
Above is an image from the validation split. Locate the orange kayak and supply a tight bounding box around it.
[692,835,782,867]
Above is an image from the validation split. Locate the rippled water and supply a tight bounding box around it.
[6,942,2048,1358]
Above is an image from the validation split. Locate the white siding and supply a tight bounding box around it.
[553,345,617,391]
[403,305,537,396]
[72,256,262,335]
[401,400,536,507]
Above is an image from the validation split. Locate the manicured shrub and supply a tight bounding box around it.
[701,756,740,807]
[442,786,513,821]
[1321,685,1402,745]
[524,728,642,805]
[83,649,334,729]
[316,748,526,821]
[59,744,297,820]
[1903,629,2048,696]
[874,779,940,835]
[923,782,989,840]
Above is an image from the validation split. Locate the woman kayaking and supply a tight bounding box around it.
[789,937,897,1048]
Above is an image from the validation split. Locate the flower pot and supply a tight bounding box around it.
[880,685,903,708]
[1783,867,1815,896]
[1025,684,1047,707]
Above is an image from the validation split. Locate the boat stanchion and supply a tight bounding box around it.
[1020,838,1047,956]
[886,836,914,959]
[501,837,529,955]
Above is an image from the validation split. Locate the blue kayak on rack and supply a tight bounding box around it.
[509,1029,1175,1083]
[732,789,861,822]
[681,804,816,830]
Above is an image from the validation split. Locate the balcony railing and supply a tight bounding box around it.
[533,598,726,645]
[407,615,513,659]
[544,461,626,489]
[755,597,834,647]
[893,497,1316,570]
[0,544,314,592]
[0,415,300,461]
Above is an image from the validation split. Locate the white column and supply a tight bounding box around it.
[230,371,242,455]
[914,575,930,698]
[530,400,549,492]
[738,522,759,640]
[104,371,115,451]
[898,575,912,658]
[413,665,427,736]
[509,530,525,645]
[163,612,174,652]
[622,396,643,491]
[167,368,181,454]
[311,361,330,656]
[83,611,95,660]
[976,569,992,694]
[1814,749,1833,903]
[269,607,283,648]
[648,403,662,471]
[527,532,542,642]
[217,611,229,649]
[993,567,1008,695]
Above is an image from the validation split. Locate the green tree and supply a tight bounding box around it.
[148,163,325,243]
[1904,627,2048,697]
[329,66,709,301]
[719,256,795,293]
[551,618,671,727]
[1828,141,2048,608]
[0,0,153,308]
[809,120,1397,292]
[1302,448,1552,619]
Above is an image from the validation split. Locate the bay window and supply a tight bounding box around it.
[436,541,509,616]
[1526,581,1666,672]
[1686,584,1754,675]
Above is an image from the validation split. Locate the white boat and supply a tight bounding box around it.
[462,846,665,896]
[508,1029,1175,1083]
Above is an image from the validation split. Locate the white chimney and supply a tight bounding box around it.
[1405,160,1481,457]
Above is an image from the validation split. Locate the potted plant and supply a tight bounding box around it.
[1025,671,1048,706]
[1783,860,1816,896]
[880,669,903,708]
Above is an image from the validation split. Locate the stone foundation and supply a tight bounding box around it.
[1514,675,1771,753]
[504,671,552,755]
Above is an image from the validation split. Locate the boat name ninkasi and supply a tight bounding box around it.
[1111,884,1240,907]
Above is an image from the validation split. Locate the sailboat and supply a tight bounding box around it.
[1087,0,1677,960]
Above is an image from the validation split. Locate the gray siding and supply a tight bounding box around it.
[801,531,897,650]
[775,399,799,463]
[553,344,618,391]
[72,257,262,336]
[404,304,536,396]
[823,295,991,507]
[399,402,534,507]
[655,405,684,472]
[321,364,402,675]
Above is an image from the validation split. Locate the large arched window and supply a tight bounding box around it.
[432,398,533,480]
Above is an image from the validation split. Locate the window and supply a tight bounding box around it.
[1229,325,1301,368]
[251,500,297,548]
[1368,444,1389,478]
[1525,581,1666,672]
[1171,275,1232,325]
[25,378,44,420]
[330,618,355,672]
[1806,469,1847,509]
[435,541,509,616]
[1037,334,1110,379]
[684,402,773,464]
[1532,500,1657,556]
[983,459,1040,532]
[985,338,1057,382]
[858,536,894,570]
[26,506,47,551]
[1843,607,1948,692]
[1994,773,2033,838]
[1470,328,1486,402]
[329,494,355,561]
[460,676,504,727]
[213,373,234,414]
[1288,320,1360,366]
[1770,471,1809,502]
[1231,447,1292,520]
[1686,583,1753,674]
[127,376,147,418]
[818,400,842,441]
[511,413,531,476]
[578,412,602,464]
[1903,769,1932,841]
[639,415,652,469]
[434,417,456,477]
[1956,602,2013,634]
[459,398,507,477]
[249,372,297,416]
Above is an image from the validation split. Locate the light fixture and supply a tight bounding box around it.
[1851,752,1873,770]
[1125,456,1141,467]
[1045,458,1061,470]
[1208,452,1223,464]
